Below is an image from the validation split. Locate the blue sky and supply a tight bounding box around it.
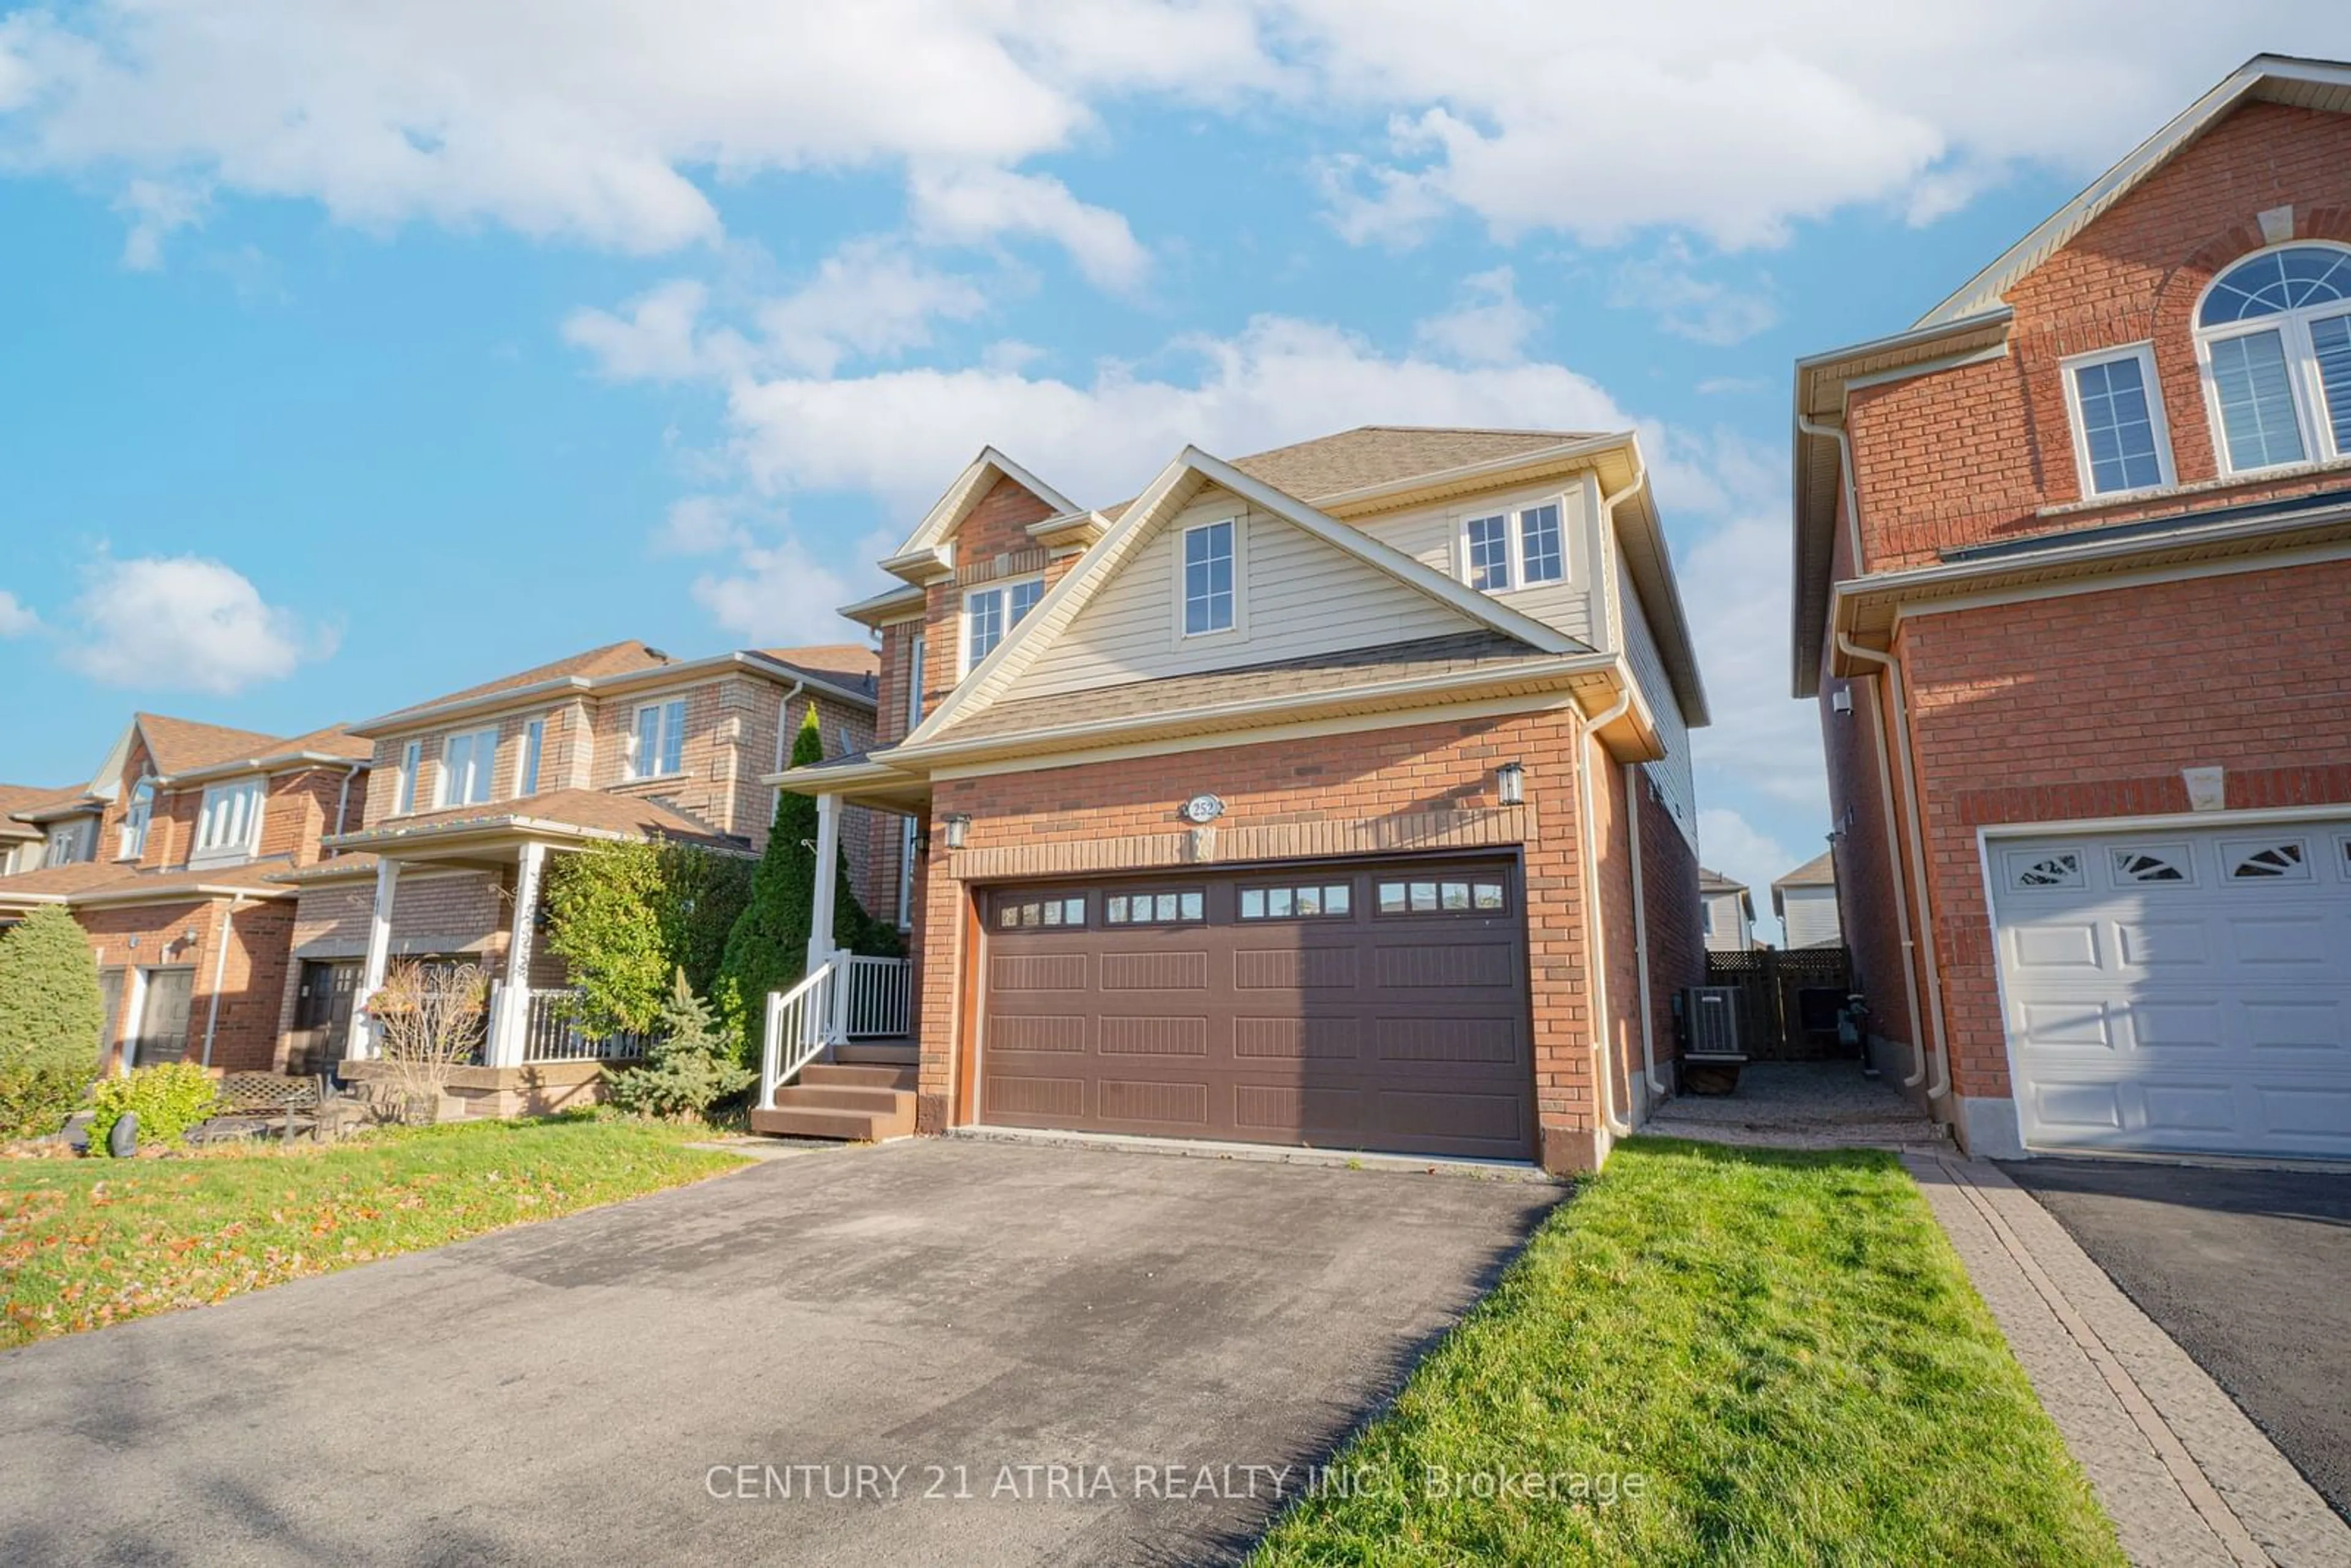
[2,4,2345,937]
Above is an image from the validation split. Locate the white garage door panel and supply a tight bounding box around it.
[1991,820,2351,1159]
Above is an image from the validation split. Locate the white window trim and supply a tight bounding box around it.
[116,778,155,862]
[1171,514,1247,642]
[2192,241,2351,478]
[627,698,689,782]
[1455,497,1572,595]
[190,778,265,865]
[395,739,422,816]
[433,725,501,809]
[2060,342,2177,499]
[518,718,546,797]
[906,633,927,727]
[896,815,917,931]
[961,574,1045,676]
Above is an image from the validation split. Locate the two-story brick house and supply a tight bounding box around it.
[0,713,373,1073]
[768,426,1711,1174]
[1793,55,2351,1161]
[291,639,883,1113]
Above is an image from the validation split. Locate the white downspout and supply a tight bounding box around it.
[1624,762,1666,1099]
[332,766,356,840]
[200,898,244,1068]
[1796,413,1865,580]
[1836,631,1950,1103]
[1577,683,1637,1140]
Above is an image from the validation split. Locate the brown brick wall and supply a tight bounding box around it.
[83,896,296,1076]
[909,707,1697,1172]
[1848,100,2351,570]
[1818,667,1919,1068]
[1893,561,2351,1103]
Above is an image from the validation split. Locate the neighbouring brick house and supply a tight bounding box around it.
[768,427,1711,1174]
[1793,54,2351,1161]
[288,640,883,1115]
[0,713,372,1074]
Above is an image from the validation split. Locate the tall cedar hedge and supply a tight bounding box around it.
[0,905,105,1138]
[713,707,901,1062]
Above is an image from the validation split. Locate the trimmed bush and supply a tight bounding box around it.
[0,905,105,1139]
[604,968,756,1120]
[711,708,900,1063]
[88,1062,220,1153]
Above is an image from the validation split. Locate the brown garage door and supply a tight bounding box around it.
[979,857,1535,1161]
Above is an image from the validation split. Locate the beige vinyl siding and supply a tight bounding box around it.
[1354,475,1601,648]
[1779,885,1843,948]
[1702,891,1752,951]
[1614,539,1698,849]
[1011,489,1483,701]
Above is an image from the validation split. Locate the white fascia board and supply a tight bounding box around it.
[890,446,1080,562]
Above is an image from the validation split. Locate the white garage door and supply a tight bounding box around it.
[1989,819,2351,1159]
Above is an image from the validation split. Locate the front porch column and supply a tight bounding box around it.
[350,858,400,1059]
[808,791,841,972]
[488,841,547,1069]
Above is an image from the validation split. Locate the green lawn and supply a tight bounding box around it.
[0,1116,746,1349]
[1253,1138,2122,1568]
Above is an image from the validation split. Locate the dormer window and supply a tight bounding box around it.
[1180,519,1238,636]
[118,776,155,861]
[1459,501,1567,593]
[964,577,1044,672]
[45,817,94,867]
[2195,244,2351,475]
[193,779,264,862]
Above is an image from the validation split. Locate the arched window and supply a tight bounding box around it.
[2195,244,2351,474]
[118,776,154,861]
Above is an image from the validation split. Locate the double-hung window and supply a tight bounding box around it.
[1181,519,1237,636]
[193,778,264,860]
[117,778,154,861]
[437,726,499,808]
[518,719,545,797]
[1460,501,1567,593]
[630,699,687,779]
[2062,343,2173,497]
[46,818,93,866]
[964,577,1044,672]
[2196,244,2351,474]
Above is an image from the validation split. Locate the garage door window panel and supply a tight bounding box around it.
[2004,848,2086,891]
[1376,877,1506,915]
[998,894,1088,929]
[1239,882,1353,920]
[1105,890,1205,925]
[2113,846,2194,885]
[2225,839,2310,881]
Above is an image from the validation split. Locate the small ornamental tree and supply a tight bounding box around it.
[543,841,754,1041]
[604,968,755,1120]
[712,708,900,1062]
[0,905,106,1139]
[372,959,489,1120]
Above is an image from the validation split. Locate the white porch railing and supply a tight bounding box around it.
[521,988,652,1063]
[758,953,912,1109]
[842,954,912,1038]
[760,960,842,1111]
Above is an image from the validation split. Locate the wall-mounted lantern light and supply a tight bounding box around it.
[182,927,200,948]
[942,814,971,850]
[1497,761,1525,807]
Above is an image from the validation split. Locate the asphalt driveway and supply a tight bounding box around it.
[2004,1158,2351,1521]
[0,1138,1558,1567]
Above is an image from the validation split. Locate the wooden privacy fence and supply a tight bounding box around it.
[1703,948,1854,1060]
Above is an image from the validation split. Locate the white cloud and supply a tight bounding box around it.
[691,535,861,648]
[564,279,746,383]
[719,313,1631,510]
[907,166,1149,293]
[653,495,751,557]
[756,239,991,375]
[0,589,37,636]
[60,555,335,694]
[7,2,2330,272]
[1414,266,1541,366]
[1610,241,1779,345]
[113,177,206,270]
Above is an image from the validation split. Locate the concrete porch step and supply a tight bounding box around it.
[833,1040,917,1067]
[784,1084,907,1116]
[801,1063,917,1092]
[748,1090,917,1142]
